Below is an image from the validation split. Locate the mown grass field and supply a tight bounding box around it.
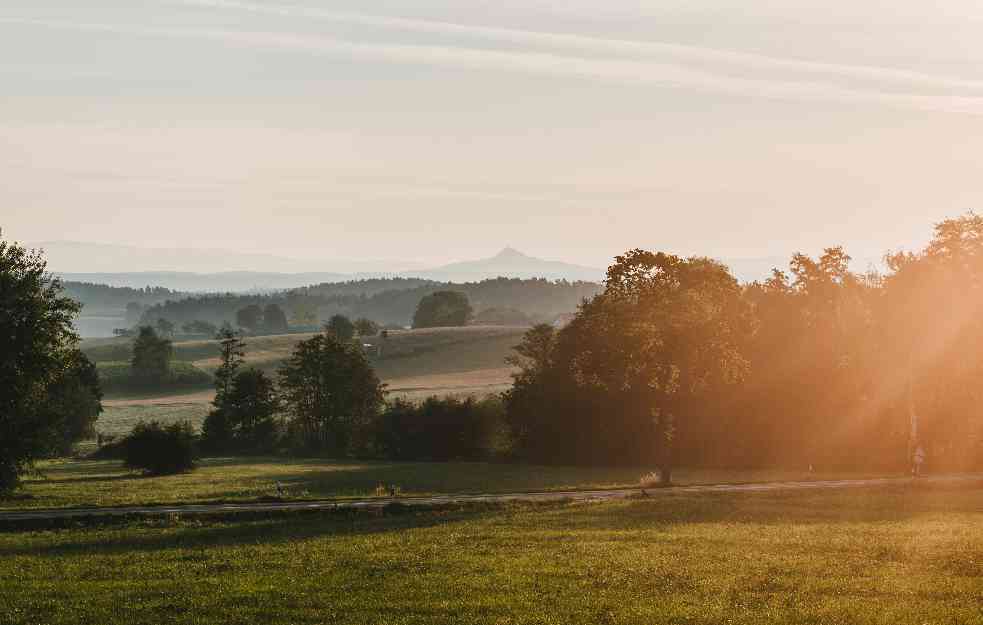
[2,458,891,511]
[3,485,983,624]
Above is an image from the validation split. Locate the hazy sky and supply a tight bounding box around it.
[2,0,982,268]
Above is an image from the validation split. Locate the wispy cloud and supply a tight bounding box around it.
[181,0,983,94]
[3,14,983,115]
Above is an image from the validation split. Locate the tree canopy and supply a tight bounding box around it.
[412,291,473,328]
[1,236,100,492]
[278,332,384,454]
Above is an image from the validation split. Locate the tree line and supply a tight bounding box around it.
[138,277,601,329]
[197,325,502,462]
[504,214,983,479]
[6,215,983,490]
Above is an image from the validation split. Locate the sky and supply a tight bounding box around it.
[2,0,982,270]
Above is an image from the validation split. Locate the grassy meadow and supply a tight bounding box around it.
[2,458,894,511]
[4,484,983,624]
[82,325,526,379]
[85,326,521,409]
[96,402,212,439]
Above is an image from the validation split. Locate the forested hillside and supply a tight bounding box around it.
[138,277,602,328]
[63,282,188,337]
[63,282,183,315]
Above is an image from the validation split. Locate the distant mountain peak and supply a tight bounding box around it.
[493,246,529,260]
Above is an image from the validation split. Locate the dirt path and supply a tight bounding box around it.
[3,474,979,523]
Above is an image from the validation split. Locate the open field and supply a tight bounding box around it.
[3,484,983,624]
[83,326,523,441]
[2,458,894,511]
[91,366,513,441]
[87,326,522,406]
[95,403,212,440]
[83,325,526,377]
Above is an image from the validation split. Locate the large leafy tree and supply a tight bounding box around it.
[236,304,263,333]
[263,303,289,334]
[881,213,983,469]
[506,251,750,481]
[412,291,473,328]
[572,251,751,483]
[221,369,280,451]
[278,332,384,453]
[130,325,173,384]
[43,350,103,456]
[1,236,98,492]
[325,314,356,342]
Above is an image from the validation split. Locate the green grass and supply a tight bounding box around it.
[4,458,892,511]
[83,325,525,374]
[95,403,211,439]
[3,485,983,624]
[96,361,212,397]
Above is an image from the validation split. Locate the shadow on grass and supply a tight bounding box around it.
[8,482,981,559]
[33,473,142,485]
[0,504,509,557]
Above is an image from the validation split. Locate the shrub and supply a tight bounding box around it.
[123,421,197,475]
[97,361,212,394]
[412,291,473,328]
[202,368,280,453]
[373,396,507,461]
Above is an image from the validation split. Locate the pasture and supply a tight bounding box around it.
[81,326,522,447]
[3,458,890,511]
[82,325,526,378]
[84,325,522,403]
[3,484,982,624]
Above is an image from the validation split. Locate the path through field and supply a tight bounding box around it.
[3,474,978,522]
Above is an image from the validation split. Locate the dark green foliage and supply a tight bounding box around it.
[353,317,380,337]
[96,361,211,394]
[374,396,505,461]
[506,252,751,478]
[326,314,356,342]
[278,332,384,454]
[413,291,473,328]
[42,350,104,455]
[212,324,245,403]
[202,325,246,451]
[123,420,197,475]
[236,304,263,333]
[203,369,279,452]
[1,236,87,492]
[139,277,602,329]
[130,326,173,384]
[263,303,289,334]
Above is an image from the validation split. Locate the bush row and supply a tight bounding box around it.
[96,361,212,394]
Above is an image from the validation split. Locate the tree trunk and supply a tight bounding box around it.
[658,415,674,487]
